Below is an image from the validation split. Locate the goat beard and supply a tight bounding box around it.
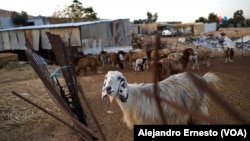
[108,95,116,103]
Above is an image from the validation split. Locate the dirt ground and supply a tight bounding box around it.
[1,44,250,141]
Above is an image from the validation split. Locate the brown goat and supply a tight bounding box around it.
[73,53,88,66]
[108,52,123,69]
[160,48,171,58]
[95,54,104,74]
[158,48,194,81]
[150,48,160,62]
[76,56,100,76]
[150,48,171,62]
[128,49,148,69]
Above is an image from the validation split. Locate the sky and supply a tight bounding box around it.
[0,0,250,23]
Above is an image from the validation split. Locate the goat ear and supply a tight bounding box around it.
[118,90,128,102]
[118,78,129,102]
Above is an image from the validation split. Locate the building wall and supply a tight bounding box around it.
[139,23,158,34]
[193,23,204,35]
[204,22,217,33]
[80,19,131,54]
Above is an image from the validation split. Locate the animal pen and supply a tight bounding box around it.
[1,20,249,140]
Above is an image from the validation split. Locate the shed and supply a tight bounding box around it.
[0,19,132,57]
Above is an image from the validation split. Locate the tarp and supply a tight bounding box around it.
[16,30,26,50]
[224,36,235,48]
[234,35,250,43]
[9,31,19,50]
[204,23,217,33]
[2,31,11,50]
[32,29,40,51]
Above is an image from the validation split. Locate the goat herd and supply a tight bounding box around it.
[74,46,215,80]
[72,44,236,128]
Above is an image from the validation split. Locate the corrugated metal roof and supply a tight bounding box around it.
[0,19,115,31]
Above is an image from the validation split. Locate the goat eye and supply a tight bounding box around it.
[119,89,123,93]
[117,76,121,80]
[121,83,126,88]
[121,78,125,82]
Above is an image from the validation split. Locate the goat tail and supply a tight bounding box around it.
[202,72,220,84]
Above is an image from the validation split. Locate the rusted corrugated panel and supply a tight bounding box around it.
[113,20,120,45]
[0,32,4,51]
[119,20,131,46]
[105,22,113,47]
[41,29,52,49]
[9,31,19,50]
[17,30,26,50]
[2,31,11,50]
[80,22,113,48]
[112,19,131,47]
[95,22,111,47]
[80,19,131,54]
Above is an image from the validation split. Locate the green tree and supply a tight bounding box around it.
[147,11,158,23]
[52,0,98,21]
[133,19,144,24]
[11,11,28,26]
[245,19,250,27]
[84,7,97,19]
[195,17,207,23]
[207,13,217,23]
[227,18,236,26]
[66,0,84,19]
[233,10,245,27]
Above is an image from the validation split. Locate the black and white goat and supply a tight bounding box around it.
[102,71,220,129]
[223,47,234,63]
[223,36,235,63]
[189,49,199,70]
[135,57,147,71]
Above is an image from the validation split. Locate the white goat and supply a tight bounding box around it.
[135,58,147,71]
[102,71,219,129]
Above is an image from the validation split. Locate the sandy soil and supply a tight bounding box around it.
[0,42,250,141]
